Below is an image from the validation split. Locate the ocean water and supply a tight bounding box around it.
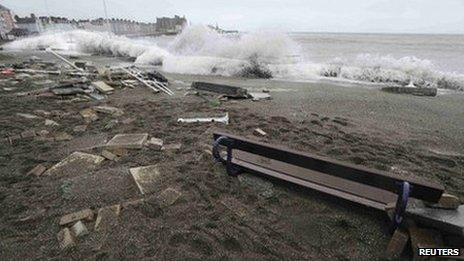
[292,32,464,74]
[5,27,464,90]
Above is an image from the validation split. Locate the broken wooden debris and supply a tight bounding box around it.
[122,67,173,95]
[71,221,89,238]
[16,113,40,119]
[178,113,229,124]
[45,119,59,127]
[192,82,248,98]
[27,164,47,177]
[45,152,105,176]
[94,205,121,231]
[92,81,114,94]
[57,228,76,250]
[106,133,148,149]
[130,165,162,195]
[59,209,94,226]
[381,86,437,97]
[46,48,84,72]
[158,188,182,208]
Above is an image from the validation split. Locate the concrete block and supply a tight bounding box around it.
[427,193,461,210]
[71,221,89,237]
[94,106,124,117]
[101,150,118,161]
[147,138,163,150]
[106,133,148,149]
[57,228,75,250]
[59,208,94,226]
[80,108,99,123]
[162,143,182,151]
[92,81,114,94]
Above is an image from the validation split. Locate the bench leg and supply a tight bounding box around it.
[392,181,411,230]
[212,136,242,177]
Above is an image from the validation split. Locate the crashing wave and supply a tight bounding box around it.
[5,27,464,90]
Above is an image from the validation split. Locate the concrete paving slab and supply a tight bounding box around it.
[130,165,162,195]
[45,152,105,176]
[106,133,148,149]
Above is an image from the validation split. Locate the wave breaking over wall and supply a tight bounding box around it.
[5,27,464,90]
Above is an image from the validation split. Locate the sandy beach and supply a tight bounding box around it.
[0,50,463,259]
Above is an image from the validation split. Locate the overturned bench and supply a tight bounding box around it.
[211,131,463,235]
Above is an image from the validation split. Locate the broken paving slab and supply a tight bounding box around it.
[45,152,105,176]
[253,128,267,137]
[93,106,124,117]
[27,164,47,177]
[101,150,118,161]
[158,188,182,208]
[147,138,163,150]
[106,133,148,149]
[80,108,99,123]
[94,204,121,231]
[92,81,114,94]
[59,208,94,226]
[71,221,89,238]
[406,203,464,236]
[130,165,163,195]
[57,228,76,250]
[192,82,248,98]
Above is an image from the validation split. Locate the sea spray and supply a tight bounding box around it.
[5,27,464,90]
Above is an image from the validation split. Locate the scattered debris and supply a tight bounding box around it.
[253,128,267,136]
[106,133,148,149]
[20,130,36,139]
[122,67,173,95]
[101,150,119,161]
[59,209,94,226]
[73,125,87,133]
[147,137,163,150]
[178,113,229,124]
[158,188,182,208]
[16,113,40,119]
[46,48,83,72]
[57,228,76,250]
[71,221,89,238]
[80,108,99,123]
[162,143,182,151]
[130,165,162,195]
[45,119,59,127]
[426,193,461,210]
[93,106,124,116]
[92,81,114,94]
[385,228,409,259]
[249,92,272,101]
[54,132,73,141]
[26,164,47,177]
[45,152,105,176]
[192,82,248,98]
[94,205,121,231]
[381,86,437,97]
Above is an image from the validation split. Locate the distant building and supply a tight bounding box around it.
[0,4,16,40]
[15,14,44,35]
[39,16,76,31]
[156,15,187,34]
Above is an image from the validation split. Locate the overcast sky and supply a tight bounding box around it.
[2,0,464,34]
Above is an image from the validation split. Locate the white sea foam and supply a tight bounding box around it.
[5,27,464,90]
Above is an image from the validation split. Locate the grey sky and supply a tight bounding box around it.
[2,0,464,34]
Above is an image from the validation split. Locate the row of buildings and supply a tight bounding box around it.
[0,4,187,40]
